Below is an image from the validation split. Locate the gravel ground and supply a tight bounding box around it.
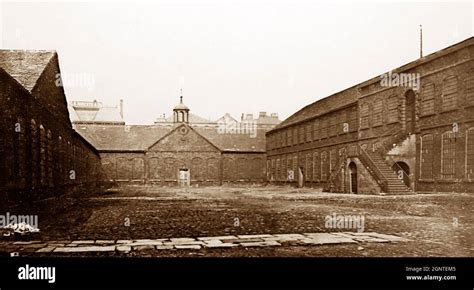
[1,185,473,257]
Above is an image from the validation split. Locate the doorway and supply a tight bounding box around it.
[349,162,358,194]
[178,168,190,187]
[405,90,416,134]
[298,167,304,188]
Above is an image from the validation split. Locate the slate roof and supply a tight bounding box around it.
[74,124,266,152]
[157,113,214,124]
[0,50,56,92]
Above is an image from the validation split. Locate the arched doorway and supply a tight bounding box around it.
[348,162,358,194]
[298,167,304,188]
[392,162,410,187]
[405,90,416,134]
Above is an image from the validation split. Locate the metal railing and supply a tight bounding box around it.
[359,144,389,192]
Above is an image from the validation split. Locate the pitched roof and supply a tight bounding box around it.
[194,126,266,152]
[273,87,358,130]
[0,50,56,92]
[73,125,171,151]
[74,123,267,152]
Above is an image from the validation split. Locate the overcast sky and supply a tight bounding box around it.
[1,0,472,124]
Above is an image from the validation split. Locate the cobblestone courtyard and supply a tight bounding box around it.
[1,185,473,257]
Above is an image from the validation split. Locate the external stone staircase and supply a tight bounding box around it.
[365,149,412,194]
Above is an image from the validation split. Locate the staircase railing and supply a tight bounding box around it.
[371,129,411,181]
[359,144,388,192]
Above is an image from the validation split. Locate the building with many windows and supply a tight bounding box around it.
[266,37,474,194]
[0,50,102,208]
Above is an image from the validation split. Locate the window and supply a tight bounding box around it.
[420,134,434,179]
[280,156,286,180]
[387,95,398,123]
[467,128,474,179]
[293,128,298,145]
[47,130,53,186]
[30,119,38,186]
[360,102,370,129]
[313,152,319,181]
[442,76,458,111]
[299,126,304,144]
[313,120,320,141]
[306,124,312,142]
[373,98,383,126]
[329,149,337,172]
[321,151,328,181]
[287,130,291,146]
[466,71,474,106]
[329,114,337,137]
[321,117,328,139]
[305,153,311,180]
[421,83,435,116]
[276,158,280,180]
[441,131,456,179]
[39,125,46,186]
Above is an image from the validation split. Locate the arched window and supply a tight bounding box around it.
[420,134,434,179]
[441,131,456,179]
[442,76,458,111]
[30,119,38,187]
[372,98,383,126]
[305,153,311,180]
[39,125,46,186]
[321,151,328,181]
[466,128,474,180]
[312,151,320,181]
[466,71,474,106]
[421,83,435,116]
[386,95,398,123]
[13,117,25,181]
[47,130,53,186]
[360,102,370,129]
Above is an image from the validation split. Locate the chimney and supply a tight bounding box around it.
[120,99,124,118]
[246,113,253,120]
[259,112,267,118]
[270,113,278,118]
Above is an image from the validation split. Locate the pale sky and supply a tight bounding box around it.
[1,0,472,124]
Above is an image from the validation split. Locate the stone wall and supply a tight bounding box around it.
[0,69,102,208]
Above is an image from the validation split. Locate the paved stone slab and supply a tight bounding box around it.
[36,247,56,253]
[170,238,197,243]
[116,245,132,252]
[71,240,95,244]
[240,241,281,247]
[53,246,116,253]
[116,240,132,244]
[237,234,274,239]
[129,241,164,246]
[175,245,201,250]
[155,245,174,250]
[198,235,237,241]
[363,233,411,242]
[226,238,264,243]
[132,245,155,251]
[168,240,204,246]
[273,234,306,239]
[13,241,41,245]
[204,243,238,248]
[203,240,223,245]
[95,240,116,244]
[302,233,357,245]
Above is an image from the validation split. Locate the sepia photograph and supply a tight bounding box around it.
[0,0,472,288]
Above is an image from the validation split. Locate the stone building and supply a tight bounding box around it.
[0,50,102,207]
[266,37,474,194]
[74,97,280,185]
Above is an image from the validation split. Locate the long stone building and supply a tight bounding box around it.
[73,98,280,185]
[266,37,474,194]
[0,50,102,207]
